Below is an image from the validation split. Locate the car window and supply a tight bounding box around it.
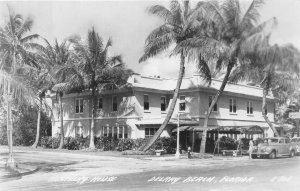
[265,138,278,143]
[291,139,297,143]
[285,139,290,143]
[279,139,284,143]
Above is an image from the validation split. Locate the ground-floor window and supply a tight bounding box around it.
[145,128,158,138]
[75,126,83,137]
[102,125,128,138]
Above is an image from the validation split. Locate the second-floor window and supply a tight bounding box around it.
[209,96,217,112]
[161,96,166,111]
[229,98,237,113]
[75,98,83,113]
[247,101,253,114]
[112,96,118,111]
[98,97,103,109]
[179,96,186,111]
[144,94,149,111]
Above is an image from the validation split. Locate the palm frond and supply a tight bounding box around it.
[148,5,173,24]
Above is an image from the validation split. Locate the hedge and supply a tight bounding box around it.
[39,136,177,154]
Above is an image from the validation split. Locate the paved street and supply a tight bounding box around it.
[0,149,299,191]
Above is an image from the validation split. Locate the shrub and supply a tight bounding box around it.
[151,137,177,154]
[219,136,237,150]
[117,138,135,151]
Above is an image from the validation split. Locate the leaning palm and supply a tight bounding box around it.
[231,41,300,137]
[68,28,131,149]
[139,0,211,152]
[175,0,278,153]
[0,8,41,166]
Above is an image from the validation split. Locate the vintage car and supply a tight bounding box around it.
[290,137,300,155]
[252,137,296,159]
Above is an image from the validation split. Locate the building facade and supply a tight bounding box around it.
[50,74,276,152]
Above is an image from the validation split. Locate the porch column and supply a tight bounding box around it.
[122,126,125,139]
[112,125,114,137]
[106,124,109,137]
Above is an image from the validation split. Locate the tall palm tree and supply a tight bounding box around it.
[68,28,131,149]
[230,41,300,137]
[139,0,211,152]
[40,39,73,149]
[0,8,41,166]
[175,0,278,153]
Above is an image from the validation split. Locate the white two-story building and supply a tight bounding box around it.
[50,73,276,152]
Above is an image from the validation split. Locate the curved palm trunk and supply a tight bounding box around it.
[89,90,96,149]
[141,53,185,152]
[199,64,233,153]
[32,96,42,148]
[262,88,279,137]
[58,92,64,149]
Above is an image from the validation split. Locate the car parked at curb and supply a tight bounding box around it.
[290,137,300,155]
[252,137,296,159]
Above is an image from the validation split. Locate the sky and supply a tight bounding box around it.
[1,0,300,78]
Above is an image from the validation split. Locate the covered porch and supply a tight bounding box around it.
[171,119,268,153]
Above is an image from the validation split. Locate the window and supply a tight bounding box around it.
[229,99,237,113]
[98,97,103,109]
[247,101,253,114]
[208,96,217,112]
[145,128,158,138]
[179,96,186,111]
[75,98,83,113]
[75,126,82,137]
[112,96,118,111]
[144,94,149,111]
[161,96,166,111]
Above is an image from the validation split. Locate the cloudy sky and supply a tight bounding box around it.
[1,0,300,78]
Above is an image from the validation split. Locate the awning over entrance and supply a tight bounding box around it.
[172,119,269,134]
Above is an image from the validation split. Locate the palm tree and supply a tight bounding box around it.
[230,41,300,137]
[175,0,278,153]
[139,0,211,152]
[40,39,73,149]
[68,28,131,149]
[31,68,54,148]
[0,8,41,167]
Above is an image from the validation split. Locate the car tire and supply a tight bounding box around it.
[269,151,276,159]
[290,150,295,158]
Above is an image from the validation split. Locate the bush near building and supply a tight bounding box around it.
[0,106,52,146]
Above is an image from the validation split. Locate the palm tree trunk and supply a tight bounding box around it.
[262,88,279,137]
[6,61,16,168]
[141,52,185,152]
[32,96,42,148]
[199,64,234,153]
[89,91,96,149]
[58,92,64,149]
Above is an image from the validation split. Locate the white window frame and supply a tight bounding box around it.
[75,98,84,114]
[247,101,253,115]
[208,95,218,112]
[112,96,118,112]
[229,98,237,113]
[145,127,158,138]
[179,95,186,112]
[144,94,150,111]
